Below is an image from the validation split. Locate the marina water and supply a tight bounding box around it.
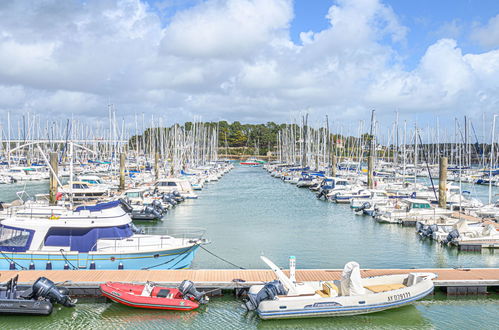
[0,166,497,329]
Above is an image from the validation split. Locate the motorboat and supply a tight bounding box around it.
[154,178,198,199]
[61,181,109,201]
[374,199,453,224]
[121,188,168,221]
[331,188,371,203]
[0,200,207,270]
[100,280,208,310]
[0,275,75,315]
[244,256,436,319]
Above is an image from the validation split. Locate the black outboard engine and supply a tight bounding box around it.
[244,280,286,311]
[119,198,134,213]
[172,191,184,202]
[356,202,371,213]
[178,280,208,304]
[152,199,166,214]
[28,277,76,307]
[444,229,460,244]
[144,206,162,219]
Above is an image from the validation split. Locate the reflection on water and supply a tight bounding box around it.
[0,294,497,330]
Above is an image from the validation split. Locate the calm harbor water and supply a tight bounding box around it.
[0,166,497,329]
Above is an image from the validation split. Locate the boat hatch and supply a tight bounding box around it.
[279,306,287,309]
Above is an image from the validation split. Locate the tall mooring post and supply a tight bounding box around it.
[367,156,374,189]
[119,152,126,191]
[154,152,160,180]
[331,154,337,177]
[439,157,448,208]
[49,152,58,205]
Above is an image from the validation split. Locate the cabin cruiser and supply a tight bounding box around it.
[374,199,453,224]
[331,188,370,203]
[154,178,198,199]
[61,181,109,201]
[316,178,351,200]
[121,187,169,221]
[244,256,435,319]
[443,220,499,245]
[0,167,46,182]
[0,200,206,270]
[351,190,391,216]
[78,175,115,191]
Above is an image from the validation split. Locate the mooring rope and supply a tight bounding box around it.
[59,249,78,270]
[197,244,246,269]
[0,250,27,270]
[142,243,246,270]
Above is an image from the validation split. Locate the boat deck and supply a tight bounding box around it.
[1,268,498,289]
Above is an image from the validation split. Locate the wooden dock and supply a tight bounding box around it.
[1,268,498,296]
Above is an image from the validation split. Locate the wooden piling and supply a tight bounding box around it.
[368,155,374,189]
[119,152,125,191]
[154,152,160,180]
[439,157,448,208]
[331,155,337,177]
[49,152,58,205]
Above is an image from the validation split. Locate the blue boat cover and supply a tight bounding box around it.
[75,200,121,212]
[44,225,133,252]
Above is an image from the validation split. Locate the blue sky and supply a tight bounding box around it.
[290,0,499,69]
[147,0,499,70]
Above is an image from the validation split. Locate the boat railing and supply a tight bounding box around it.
[93,227,206,252]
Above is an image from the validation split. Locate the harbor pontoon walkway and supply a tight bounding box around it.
[1,268,497,296]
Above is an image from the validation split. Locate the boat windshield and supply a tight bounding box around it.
[158,181,177,187]
[411,203,431,209]
[0,225,33,252]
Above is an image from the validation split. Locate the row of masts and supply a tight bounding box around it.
[275,113,499,173]
[0,110,219,174]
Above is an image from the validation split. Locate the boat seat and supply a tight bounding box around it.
[364,283,406,293]
[156,289,170,298]
[315,281,338,297]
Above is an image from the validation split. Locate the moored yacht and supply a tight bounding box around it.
[0,200,206,270]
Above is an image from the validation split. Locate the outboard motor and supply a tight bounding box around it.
[130,223,145,234]
[244,280,286,311]
[172,191,184,202]
[119,198,134,213]
[144,205,162,219]
[356,202,371,213]
[444,229,460,244]
[151,199,166,214]
[28,277,76,307]
[178,280,208,304]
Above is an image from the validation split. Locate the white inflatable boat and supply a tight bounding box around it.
[244,256,436,319]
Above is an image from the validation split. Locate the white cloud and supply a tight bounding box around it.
[471,14,499,48]
[0,0,497,130]
[160,0,293,59]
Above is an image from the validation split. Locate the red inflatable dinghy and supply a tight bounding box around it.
[100,281,203,311]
